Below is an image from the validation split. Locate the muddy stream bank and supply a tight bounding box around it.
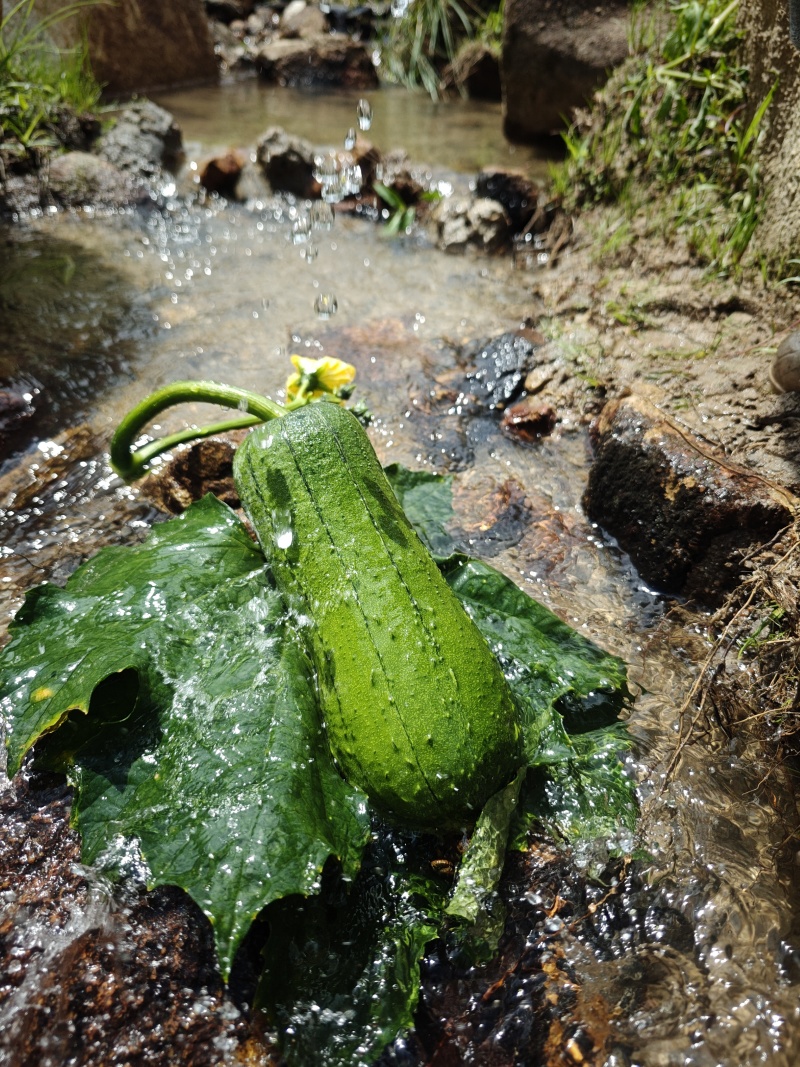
[2,86,800,1066]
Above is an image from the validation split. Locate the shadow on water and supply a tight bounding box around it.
[0,228,159,465]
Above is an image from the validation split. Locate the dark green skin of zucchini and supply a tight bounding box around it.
[233,402,523,827]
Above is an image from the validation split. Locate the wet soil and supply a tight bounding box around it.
[523,208,800,494]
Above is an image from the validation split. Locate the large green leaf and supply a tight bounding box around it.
[256,830,445,1067]
[0,495,370,976]
[441,556,630,761]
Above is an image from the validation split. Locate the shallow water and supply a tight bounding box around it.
[1,91,799,1066]
[152,82,555,178]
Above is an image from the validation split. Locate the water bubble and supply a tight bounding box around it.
[357,99,373,131]
[314,293,338,319]
[310,201,335,230]
[291,215,311,244]
[344,127,357,151]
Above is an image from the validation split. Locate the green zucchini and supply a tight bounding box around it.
[233,402,522,826]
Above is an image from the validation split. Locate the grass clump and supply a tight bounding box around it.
[1,0,102,163]
[552,0,774,276]
[381,0,501,99]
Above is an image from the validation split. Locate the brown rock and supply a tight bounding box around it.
[432,196,511,254]
[199,150,246,196]
[280,1,328,39]
[33,0,218,95]
[255,35,379,89]
[46,151,142,207]
[141,436,242,514]
[256,125,319,197]
[500,398,558,442]
[584,394,798,600]
[502,0,630,139]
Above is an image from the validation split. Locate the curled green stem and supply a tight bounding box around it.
[110,380,288,482]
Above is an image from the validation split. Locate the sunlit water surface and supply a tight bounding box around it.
[0,88,799,1066]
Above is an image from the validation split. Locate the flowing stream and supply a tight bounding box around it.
[1,85,799,1066]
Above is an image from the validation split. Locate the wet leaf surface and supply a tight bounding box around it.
[1,494,370,977]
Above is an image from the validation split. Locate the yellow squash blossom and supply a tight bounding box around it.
[286,354,356,403]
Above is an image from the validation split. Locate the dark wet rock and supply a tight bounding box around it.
[199,150,246,196]
[46,107,102,153]
[280,0,328,38]
[256,125,319,197]
[585,394,798,600]
[141,436,242,514]
[452,475,533,555]
[0,771,258,1066]
[47,151,144,208]
[444,40,502,101]
[96,100,183,179]
[459,330,545,409]
[0,424,104,513]
[324,3,376,36]
[501,397,558,442]
[432,195,511,253]
[0,426,160,634]
[502,0,630,139]
[0,385,38,461]
[205,0,256,23]
[0,172,49,216]
[405,843,632,1064]
[475,167,540,233]
[255,35,379,89]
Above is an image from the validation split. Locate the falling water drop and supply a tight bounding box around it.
[344,127,357,151]
[291,216,311,244]
[314,293,338,319]
[304,244,319,263]
[344,163,363,196]
[357,99,373,131]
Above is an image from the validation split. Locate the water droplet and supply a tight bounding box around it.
[310,201,335,230]
[344,163,363,196]
[304,243,319,263]
[357,99,372,131]
[344,127,357,151]
[291,215,311,244]
[314,293,338,319]
[391,0,409,15]
[313,149,340,186]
